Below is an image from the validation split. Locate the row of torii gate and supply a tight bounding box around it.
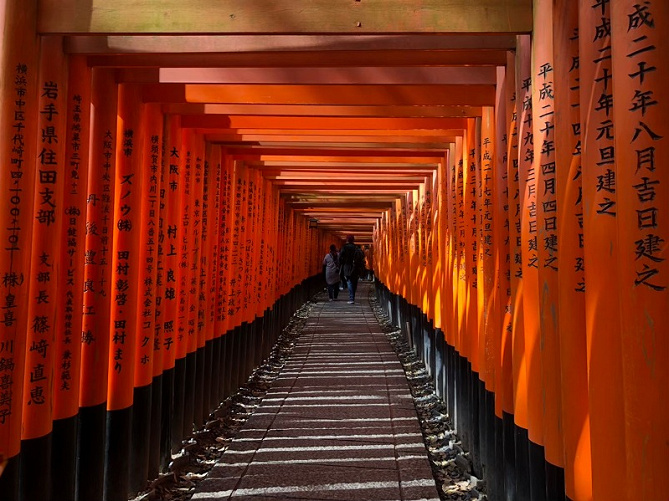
[0,1,667,501]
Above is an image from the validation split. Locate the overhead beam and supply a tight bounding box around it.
[180,84,496,106]
[163,104,483,118]
[65,34,518,54]
[223,147,443,158]
[183,116,467,130]
[154,67,497,85]
[87,50,509,68]
[39,0,532,34]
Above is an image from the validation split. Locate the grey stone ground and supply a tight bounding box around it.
[191,281,440,500]
[135,281,484,501]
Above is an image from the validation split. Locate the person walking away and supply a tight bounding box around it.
[323,244,341,301]
[338,235,365,304]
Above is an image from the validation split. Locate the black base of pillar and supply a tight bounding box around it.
[183,351,197,437]
[20,433,52,501]
[76,402,106,501]
[104,406,132,501]
[0,454,19,501]
[528,439,547,501]
[129,384,152,495]
[52,415,78,501]
[172,358,186,451]
[160,368,174,470]
[148,374,163,478]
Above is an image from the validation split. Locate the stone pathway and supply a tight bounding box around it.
[191,282,440,500]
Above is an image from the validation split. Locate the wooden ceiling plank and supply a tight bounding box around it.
[163,103,483,118]
[40,0,532,34]
[186,115,467,129]
[87,50,508,68]
[155,66,497,85]
[183,84,495,106]
[65,34,517,54]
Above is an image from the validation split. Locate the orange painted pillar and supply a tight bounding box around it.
[480,107,497,393]
[454,137,467,360]
[202,143,221,412]
[162,114,184,450]
[516,32,546,499]
[578,2,628,499]
[0,2,39,496]
[188,134,205,429]
[105,83,144,501]
[494,63,515,499]
[177,128,196,437]
[611,3,668,499]
[20,35,67,501]
[553,1,592,499]
[445,145,458,351]
[507,42,531,500]
[129,102,163,491]
[53,54,91,500]
[78,67,117,501]
[465,119,480,377]
[532,2,564,495]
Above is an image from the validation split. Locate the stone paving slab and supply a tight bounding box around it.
[192,282,440,501]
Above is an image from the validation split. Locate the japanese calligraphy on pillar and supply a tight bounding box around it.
[110,123,137,380]
[24,59,66,438]
[137,123,161,377]
[80,69,117,409]
[178,144,192,353]
[161,121,180,360]
[59,92,85,396]
[535,59,558,272]
[0,63,33,431]
[55,57,91,422]
[622,3,665,292]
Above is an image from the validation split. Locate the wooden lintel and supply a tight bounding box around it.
[223,147,441,158]
[207,134,457,144]
[219,141,450,150]
[87,50,508,68]
[155,66,497,85]
[183,115,467,130]
[65,34,517,54]
[163,104,483,118]
[40,1,532,34]
[183,84,496,106]
[246,161,439,168]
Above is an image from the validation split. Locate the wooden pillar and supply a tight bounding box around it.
[0,1,39,497]
[611,2,668,499]
[19,35,67,501]
[162,114,183,451]
[77,67,117,501]
[517,32,546,500]
[553,1,592,499]
[578,2,628,499]
[532,2,565,497]
[53,54,91,501]
[105,83,143,501]
[129,102,163,494]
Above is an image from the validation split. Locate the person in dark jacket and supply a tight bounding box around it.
[338,235,365,304]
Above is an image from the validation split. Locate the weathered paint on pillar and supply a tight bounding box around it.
[579,2,628,498]
[80,68,117,409]
[22,35,67,442]
[54,55,90,423]
[611,2,668,499]
[532,0,564,469]
[554,1,592,498]
[0,0,39,465]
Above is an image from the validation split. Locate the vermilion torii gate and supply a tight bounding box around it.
[0,1,667,501]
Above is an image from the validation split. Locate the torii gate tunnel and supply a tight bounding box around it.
[0,1,667,500]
